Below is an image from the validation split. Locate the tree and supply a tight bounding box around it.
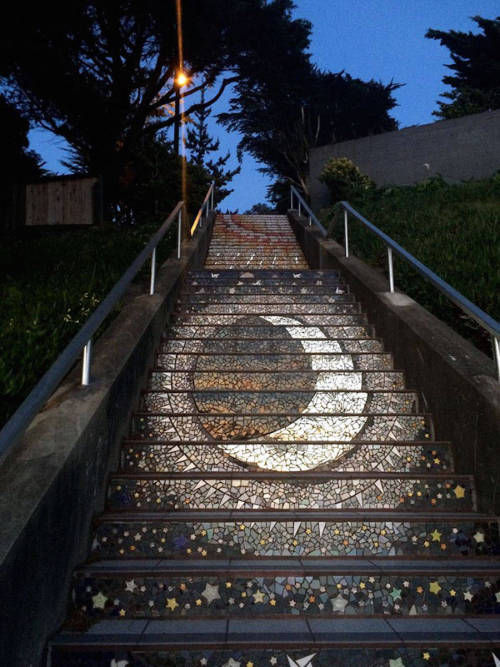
[426,15,500,119]
[220,66,400,202]
[185,88,240,203]
[0,0,311,215]
[0,96,44,231]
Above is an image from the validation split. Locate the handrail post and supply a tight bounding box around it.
[298,200,302,217]
[149,247,157,295]
[290,188,294,210]
[344,209,349,258]
[177,208,182,259]
[494,336,500,382]
[210,186,214,210]
[81,339,92,386]
[387,246,395,293]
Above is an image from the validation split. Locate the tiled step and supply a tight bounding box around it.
[182,285,350,294]
[149,370,406,391]
[121,441,454,474]
[167,325,371,339]
[161,338,385,354]
[180,303,362,315]
[173,314,369,326]
[131,412,432,442]
[107,472,473,511]
[141,390,417,414]
[49,641,500,667]
[180,294,357,303]
[156,352,392,372]
[91,513,500,559]
[69,558,500,622]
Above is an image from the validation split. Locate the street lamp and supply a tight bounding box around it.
[173,70,189,154]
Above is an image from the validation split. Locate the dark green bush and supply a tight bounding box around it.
[319,157,374,203]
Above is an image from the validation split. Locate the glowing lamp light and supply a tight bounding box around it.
[175,71,188,87]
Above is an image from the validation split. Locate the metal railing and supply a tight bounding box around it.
[290,188,500,380]
[0,185,216,464]
[191,181,215,237]
[290,185,327,237]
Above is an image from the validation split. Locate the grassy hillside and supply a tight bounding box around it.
[0,223,176,428]
[319,175,500,356]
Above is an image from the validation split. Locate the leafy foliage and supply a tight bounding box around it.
[426,15,500,119]
[185,87,240,203]
[319,157,374,203]
[320,174,500,355]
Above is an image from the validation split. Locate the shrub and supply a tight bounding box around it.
[319,157,374,203]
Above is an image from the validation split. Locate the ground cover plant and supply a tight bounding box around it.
[320,174,500,357]
[0,221,177,428]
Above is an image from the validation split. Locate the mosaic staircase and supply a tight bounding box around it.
[50,215,500,666]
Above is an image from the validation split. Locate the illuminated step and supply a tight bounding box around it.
[149,369,406,391]
[160,338,384,354]
[155,352,393,372]
[121,441,454,474]
[180,303,361,315]
[180,293,356,303]
[107,472,472,511]
[91,514,499,559]
[167,325,369,340]
[173,314,369,326]
[70,559,500,621]
[141,390,417,415]
[131,412,431,442]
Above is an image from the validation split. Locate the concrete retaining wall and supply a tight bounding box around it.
[288,211,500,515]
[310,109,500,211]
[0,215,215,667]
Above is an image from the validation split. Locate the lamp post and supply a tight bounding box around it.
[173,70,188,155]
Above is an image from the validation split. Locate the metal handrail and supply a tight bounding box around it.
[290,185,327,237]
[0,200,188,465]
[191,181,215,237]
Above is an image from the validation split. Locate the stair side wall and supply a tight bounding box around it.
[288,211,500,514]
[0,214,215,667]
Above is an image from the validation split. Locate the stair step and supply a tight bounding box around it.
[50,639,500,666]
[92,513,500,559]
[155,352,393,372]
[173,314,369,327]
[107,472,473,512]
[181,303,362,315]
[69,558,500,622]
[141,390,417,415]
[180,294,357,303]
[161,339,385,354]
[131,413,432,443]
[121,441,454,474]
[167,325,370,339]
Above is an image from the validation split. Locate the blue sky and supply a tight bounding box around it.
[28,0,499,211]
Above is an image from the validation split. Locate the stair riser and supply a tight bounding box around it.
[168,326,371,340]
[141,390,417,415]
[122,443,453,474]
[161,339,384,354]
[49,648,500,667]
[181,304,362,314]
[71,572,500,621]
[132,414,431,443]
[92,520,500,559]
[149,370,406,392]
[108,476,471,511]
[174,315,369,326]
[156,353,393,372]
[180,294,356,304]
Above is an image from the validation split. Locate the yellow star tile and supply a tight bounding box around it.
[454,485,465,499]
[422,652,430,661]
[253,590,265,603]
[429,581,442,595]
[431,529,442,542]
[119,608,126,617]
[166,598,179,611]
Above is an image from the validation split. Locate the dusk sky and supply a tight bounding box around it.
[29,0,499,212]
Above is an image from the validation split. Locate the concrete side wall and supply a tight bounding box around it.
[0,215,215,667]
[288,211,500,514]
[309,109,500,210]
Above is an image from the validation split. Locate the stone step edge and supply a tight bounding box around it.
[110,471,468,481]
[48,617,499,648]
[77,558,500,576]
[96,510,495,522]
[149,369,401,376]
[123,439,447,448]
[142,389,415,396]
[134,411,428,420]
[156,352,389,358]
